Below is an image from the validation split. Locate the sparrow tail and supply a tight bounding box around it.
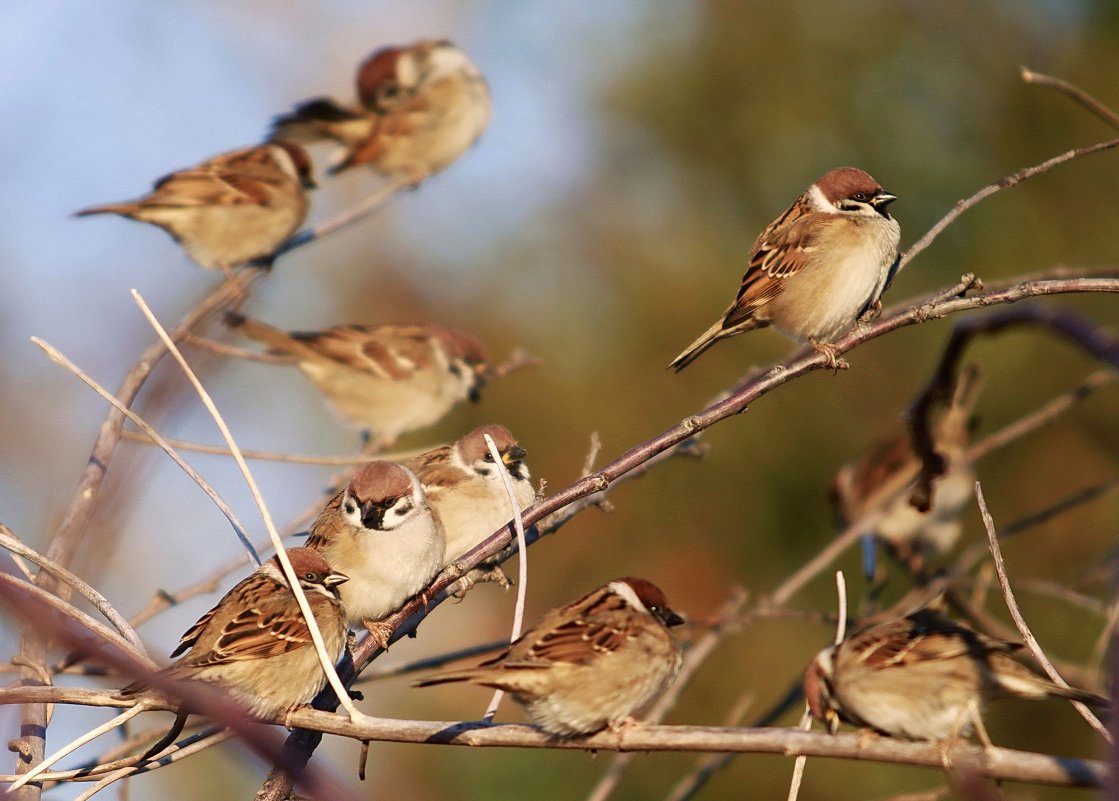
[270,98,360,143]
[74,202,137,218]
[224,313,323,361]
[668,319,734,372]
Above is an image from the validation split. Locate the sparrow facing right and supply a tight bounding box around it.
[118,547,348,720]
[77,142,315,281]
[271,39,491,181]
[670,167,900,371]
[225,314,490,448]
[804,603,1109,742]
[407,424,535,574]
[307,460,445,645]
[416,577,685,737]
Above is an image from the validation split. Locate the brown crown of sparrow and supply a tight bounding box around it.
[804,602,1109,742]
[271,39,491,181]
[118,548,348,720]
[417,577,685,737]
[307,460,445,647]
[77,142,314,281]
[670,167,900,371]
[407,423,535,582]
[225,314,489,449]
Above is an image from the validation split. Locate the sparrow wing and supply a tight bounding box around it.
[723,208,822,329]
[148,164,270,208]
[853,609,1021,670]
[185,598,318,667]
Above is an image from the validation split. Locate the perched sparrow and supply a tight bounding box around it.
[76,142,315,280]
[831,365,984,576]
[416,577,685,737]
[307,460,445,645]
[271,39,490,181]
[669,167,900,371]
[407,424,535,576]
[804,604,1110,742]
[225,314,489,448]
[119,548,347,720]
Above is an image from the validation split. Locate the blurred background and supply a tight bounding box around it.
[2,1,1117,799]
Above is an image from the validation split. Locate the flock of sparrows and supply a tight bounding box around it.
[74,37,1104,757]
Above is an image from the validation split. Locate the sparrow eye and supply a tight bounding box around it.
[303,572,316,582]
[483,452,495,463]
[851,192,868,202]
[449,364,462,377]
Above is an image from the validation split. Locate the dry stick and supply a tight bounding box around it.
[0,526,143,651]
[974,481,1111,742]
[787,572,848,801]
[30,337,258,567]
[584,586,749,801]
[1020,67,1119,131]
[480,433,531,724]
[899,137,1119,272]
[129,290,362,723]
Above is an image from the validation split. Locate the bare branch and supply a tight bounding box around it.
[1021,66,1119,131]
[974,482,1111,742]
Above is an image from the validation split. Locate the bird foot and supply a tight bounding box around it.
[469,565,513,590]
[363,619,394,650]
[809,339,849,372]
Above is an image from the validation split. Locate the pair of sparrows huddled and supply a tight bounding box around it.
[123,432,685,737]
[77,39,490,280]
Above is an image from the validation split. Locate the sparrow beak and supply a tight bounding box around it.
[325,571,349,587]
[503,445,527,464]
[468,370,488,403]
[301,175,318,191]
[870,191,898,214]
[660,609,686,628]
[360,501,385,529]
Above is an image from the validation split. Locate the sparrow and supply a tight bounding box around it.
[224,314,490,448]
[307,460,445,646]
[270,39,491,181]
[416,577,685,737]
[831,365,984,577]
[803,603,1110,742]
[669,167,900,371]
[118,548,348,720]
[76,142,315,281]
[407,424,535,579]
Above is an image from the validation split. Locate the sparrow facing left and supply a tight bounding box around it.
[804,604,1110,742]
[307,460,445,645]
[407,424,535,575]
[77,142,315,281]
[271,39,490,181]
[670,167,900,371]
[118,548,348,720]
[416,577,685,737]
[225,314,490,448]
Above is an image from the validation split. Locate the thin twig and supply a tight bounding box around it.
[1021,66,1119,131]
[129,290,361,722]
[899,137,1119,271]
[271,177,413,258]
[480,433,530,723]
[119,430,426,466]
[974,481,1111,742]
[662,691,756,801]
[30,337,258,567]
[0,526,143,651]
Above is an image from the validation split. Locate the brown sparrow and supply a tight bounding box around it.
[307,460,445,646]
[416,578,685,737]
[271,39,491,181]
[76,142,315,280]
[407,424,535,575]
[831,365,984,576]
[225,314,490,448]
[669,167,900,371]
[804,604,1110,742]
[118,548,348,720]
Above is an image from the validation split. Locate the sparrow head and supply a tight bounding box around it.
[610,577,685,628]
[342,461,424,531]
[280,547,349,599]
[357,39,477,111]
[803,647,841,734]
[271,141,317,190]
[812,167,897,220]
[431,326,489,402]
[456,424,529,482]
